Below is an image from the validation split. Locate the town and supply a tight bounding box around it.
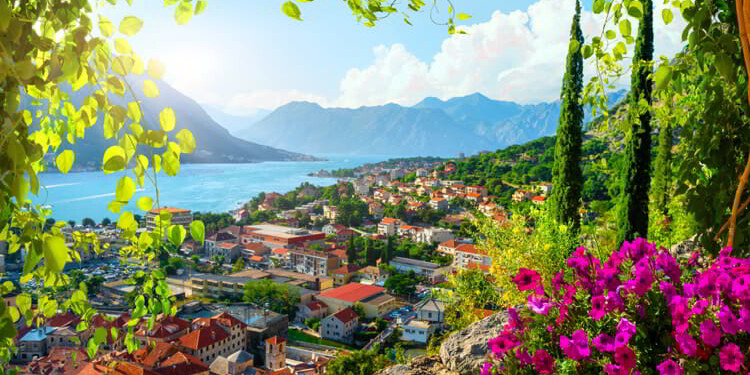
[1,157,556,375]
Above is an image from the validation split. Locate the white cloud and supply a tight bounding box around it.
[334,0,686,107]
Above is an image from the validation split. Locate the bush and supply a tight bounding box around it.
[478,208,579,307]
[305,318,321,331]
[482,238,750,375]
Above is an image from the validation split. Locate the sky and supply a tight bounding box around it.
[99,0,686,116]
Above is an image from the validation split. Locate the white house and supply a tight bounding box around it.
[402,320,436,344]
[429,198,448,211]
[320,307,359,344]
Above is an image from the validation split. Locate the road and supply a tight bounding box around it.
[362,323,396,351]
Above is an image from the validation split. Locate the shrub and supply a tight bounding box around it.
[478,208,579,307]
[483,238,750,375]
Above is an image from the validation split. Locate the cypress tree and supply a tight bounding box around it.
[551,0,584,232]
[652,122,672,215]
[348,236,357,264]
[381,235,392,264]
[618,0,654,245]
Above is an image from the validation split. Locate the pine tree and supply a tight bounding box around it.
[550,0,585,232]
[652,122,672,215]
[618,0,654,245]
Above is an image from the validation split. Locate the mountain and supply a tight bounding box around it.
[240,91,627,156]
[24,77,318,170]
[203,105,271,136]
[241,101,495,157]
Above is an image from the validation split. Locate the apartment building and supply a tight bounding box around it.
[146,207,193,231]
[289,249,340,277]
[453,244,492,270]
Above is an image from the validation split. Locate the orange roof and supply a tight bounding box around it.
[218,242,238,249]
[332,264,360,275]
[329,249,348,259]
[304,301,328,311]
[380,218,400,224]
[149,207,190,214]
[265,336,287,345]
[46,312,80,328]
[273,248,289,255]
[75,362,160,375]
[332,307,359,324]
[136,316,191,339]
[27,347,89,374]
[532,196,547,201]
[250,255,265,262]
[431,198,445,202]
[439,240,459,248]
[177,324,229,350]
[467,193,481,198]
[455,243,487,255]
[467,263,491,272]
[244,242,269,251]
[133,342,179,368]
[192,312,246,330]
[318,283,384,303]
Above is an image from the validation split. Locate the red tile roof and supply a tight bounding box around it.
[46,312,80,328]
[438,240,459,248]
[455,244,487,256]
[149,207,191,214]
[329,249,347,259]
[136,316,191,339]
[332,264,360,275]
[218,242,238,249]
[467,263,491,272]
[177,324,229,350]
[155,352,209,375]
[318,283,384,303]
[26,347,89,374]
[244,242,269,251]
[265,336,286,345]
[76,362,161,375]
[304,301,328,311]
[532,196,547,201]
[272,248,289,255]
[133,342,179,368]
[332,307,359,324]
[380,218,400,224]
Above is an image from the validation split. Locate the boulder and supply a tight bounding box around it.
[439,312,508,375]
[670,236,700,261]
[377,355,459,375]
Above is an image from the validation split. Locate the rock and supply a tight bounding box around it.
[670,235,700,261]
[439,312,508,375]
[377,355,459,375]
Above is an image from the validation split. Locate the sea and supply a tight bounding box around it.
[32,154,386,223]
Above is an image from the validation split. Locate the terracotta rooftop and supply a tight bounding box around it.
[177,324,229,350]
[149,207,190,214]
[304,301,328,311]
[218,242,238,249]
[76,361,160,375]
[265,336,286,345]
[331,307,359,324]
[439,240,459,248]
[380,218,401,224]
[250,255,265,262]
[46,311,80,328]
[331,264,360,275]
[154,352,209,375]
[455,244,487,256]
[136,316,191,339]
[133,342,179,368]
[318,283,384,303]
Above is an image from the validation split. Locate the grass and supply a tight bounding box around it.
[288,328,356,350]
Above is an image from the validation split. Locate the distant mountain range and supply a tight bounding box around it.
[237,90,627,157]
[24,77,318,170]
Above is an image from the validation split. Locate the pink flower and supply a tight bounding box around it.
[614,346,636,369]
[560,330,589,360]
[590,295,608,320]
[720,343,745,373]
[720,305,741,335]
[527,295,552,315]
[513,268,542,293]
[700,319,721,348]
[657,359,684,375]
[480,362,493,375]
[604,364,624,375]
[593,333,615,352]
[532,349,555,374]
[732,274,750,300]
[488,333,518,358]
[675,332,697,357]
[516,348,532,365]
[615,318,636,348]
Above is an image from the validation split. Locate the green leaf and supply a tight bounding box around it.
[168,225,186,246]
[175,2,193,25]
[195,1,207,15]
[569,39,580,54]
[102,145,126,173]
[99,16,113,37]
[715,52,734,82]
[282,1,302,21]
[16,294,31,314]
[87,338,99,360]
[190,220,205,245]
[592,0,605,13]
[56,150,75,174]
[605,30,616,40]
[662,8,673,25]
[43,299,58,317]
[159,107,176,132]
[94,327,108,345]
[115,38,132,54]
[143,80,160,98]
[582,45,593,59]
[176,129,196,153]
[138,196,153,211]
[163,151,180,176]
[457,13,471,20]
[127,101,141,122]
[619,19,631,37]
[119,16,144,36]
[147,59,165,79]
[118,211,137,232]
[43,234,69,274]
[9,307,19,322]
[654,65,673,91]
[627,1,643,18]
[116,176,136,202]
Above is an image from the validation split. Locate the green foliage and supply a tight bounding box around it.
[336,197,369,226]
[243,279,300,320]
[232,258,245,273]
[352,302,365,319]
[652,120,672,216]
[550,0,585,232]
[304,317,321,331]
[617,0,654,246]
[325,345,390,375]
[384,270,422,296]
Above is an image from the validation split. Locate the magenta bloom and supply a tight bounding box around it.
[675,332,697,357]
[516,348,532,365]
[513,268,542,293]
[732,274,750,300]
[527,295,551,315]
[719,343,745,372]
[560,330,589,360]
[590,295,608,320]
[614,346,636,369]
[532,349,555,374]
[604,364,624,375]
[615,318,636,348]
[488,333,518,357]
[480,362,493,375]
[593,333,615,352]
[720,305,741,335]
[656,251,681,281]
[700,319,721,347]
[631,265,654,296]
[657,359,684,375]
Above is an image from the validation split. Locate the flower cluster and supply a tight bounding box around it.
[483,238,750,374]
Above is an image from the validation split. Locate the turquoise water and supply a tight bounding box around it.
[33,154,385,223]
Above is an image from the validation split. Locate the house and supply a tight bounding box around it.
[323,205,339,221]
[335,228,357,242]
[453,244,492,270]
[368,202,385,218]
[315,283,397,318]
[466,186,488,197]
[538,183,553,196]
[271,248,291,267]
[437,240,460,255]
[232,209,249,223]
[416,186,432,196]
[17,327,56,361]
[353,179,370,195]
[205,232,238,255]
[211,243,242,263]
[322,223,346,236]
[512,190,534,202]
[154,352,211,375]
[415,299,445,326]
[289,249,341,277]
[357,266,388,284]
[176,320,231,364]
[478,201,499,215]
[429,198,448,211]
[320,308,359,344]
[532,196,547,205]
[25,347,89,374]
[209,350,254,375]
[298,301,329,322]
[402,320,436,344]
[331,264,360,286]
[135,315,192,344]
[373,189,391,201]
[239,224,325,249]
[415,168,428,177]
[389,257,446,283]
[397,225,422,240]
[377,218,402,236]
[415,227,453,244]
